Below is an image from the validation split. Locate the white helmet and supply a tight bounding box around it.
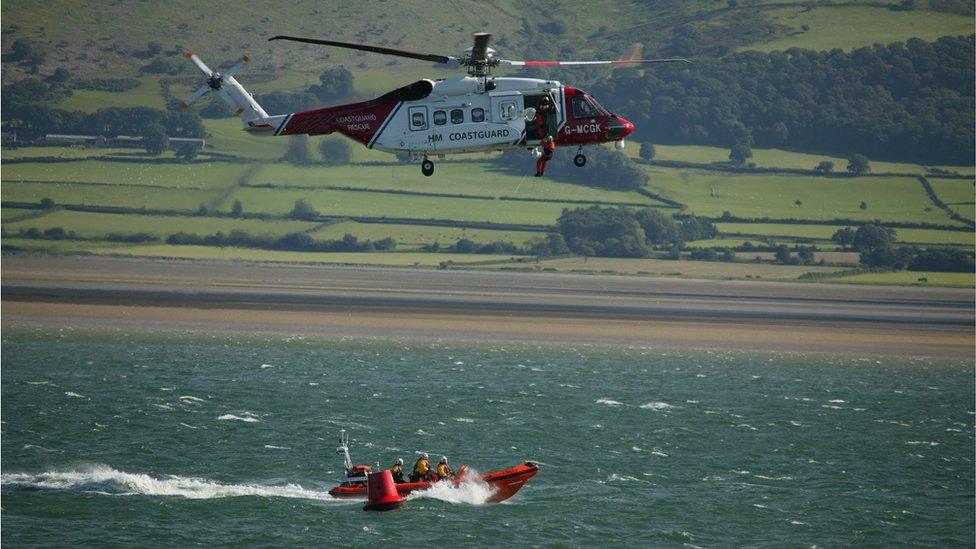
[440,456,448,464]
[395,458,403,465]
[420,452,428,459]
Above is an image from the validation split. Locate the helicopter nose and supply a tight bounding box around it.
[606,117,634,140]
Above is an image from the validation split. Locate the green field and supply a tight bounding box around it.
[645,167,959,225]
[714,223,974,247]
[86,244,526,266]
[310,221,540,249]
[929,178,975,219]
[493,256,845,280]
[2,208,45,222]
[829,270,975,288]
[2,209,317,238]
[226,186,578,225]
[633,143,953,175]
[249,161,661,205]
[746,6,974,53]
[2,159,251,189]
[2,181,221,211]
[51,76,167,112]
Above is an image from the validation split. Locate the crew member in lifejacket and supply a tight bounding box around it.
[410,452,431,482]
[436,456,453,481]
[391,458,405,483]
[535,135,556,177]
[534,96,553,139]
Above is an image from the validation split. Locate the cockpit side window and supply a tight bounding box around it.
[571,95,598,119]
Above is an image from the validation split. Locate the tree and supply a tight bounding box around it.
[797,247,816,264]
[46,68,70,85]
[639,142,656,161]
[39,197,55,209]
[290,199,318,220]
[10,39,34,61]
[847,154,870,175]
[634,209,681,246]
[831,227,856,247]
[454,238,478,253]
[318,137,351,166]
[729,142,752,165]
[679,216,717,241]
[814,161,834,174]
[859,201,868,210]
[231,200,243,218]
[852,224,896,252]
[309,68,354,103]
[284,135,310,164]
[526,233,569,258]
[176,142,198,161]
[773,245,792,264]
[142,123,168,155]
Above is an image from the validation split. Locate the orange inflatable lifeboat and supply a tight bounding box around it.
[328,431,539,503]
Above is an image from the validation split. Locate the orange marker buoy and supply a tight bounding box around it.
[363,469,405,511]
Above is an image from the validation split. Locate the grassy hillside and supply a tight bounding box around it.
[3,0,971,86]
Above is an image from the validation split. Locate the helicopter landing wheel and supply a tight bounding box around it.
[573,153,587,167]
[421,158,434,177]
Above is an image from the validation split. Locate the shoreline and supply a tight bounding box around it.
[2,255,973,359]
[3,301,973,359]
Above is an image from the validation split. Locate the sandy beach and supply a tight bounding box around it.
[3,255,973,358]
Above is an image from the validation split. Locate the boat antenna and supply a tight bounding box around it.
[336,429,353,472]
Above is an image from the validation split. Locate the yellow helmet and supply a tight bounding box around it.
[545,135,554,142]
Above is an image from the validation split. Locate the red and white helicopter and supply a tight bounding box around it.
[183,33,687,176]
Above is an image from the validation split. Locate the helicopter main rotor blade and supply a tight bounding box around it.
[469,32,491,64]
[498,58,690,67]
[269,35,454,64]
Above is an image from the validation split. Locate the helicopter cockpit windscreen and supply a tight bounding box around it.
[571,91,608,119]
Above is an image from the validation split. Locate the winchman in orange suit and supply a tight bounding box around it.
[535,135,556,177]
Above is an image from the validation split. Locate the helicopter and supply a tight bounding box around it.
[182,33,687,176]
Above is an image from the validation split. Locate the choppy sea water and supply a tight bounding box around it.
[2,327,973,547]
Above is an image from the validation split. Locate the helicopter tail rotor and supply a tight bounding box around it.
[181,52,269,125]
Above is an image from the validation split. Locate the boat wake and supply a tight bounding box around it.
[1,464,344,503]
[405,469,496,505]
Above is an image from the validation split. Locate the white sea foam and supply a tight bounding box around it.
[754,475,794,481]
[606,473,643,482]
[264,445,291,450]
[406,470,494,505]
[906,441,940,446]
[217,414,259,423]
[65,392,87,399]
[179,423,201,430]
[651,449,669,457]
[454,418,474,423]
[596,398,624,406]
[179,396,205,403]
[640,402,675,410]
[260,364,273,369]
[0,465,340,502]
[827,399,846,404]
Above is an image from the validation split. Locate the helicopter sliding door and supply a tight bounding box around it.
[489,91,525,147]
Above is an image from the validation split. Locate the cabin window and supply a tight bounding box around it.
[451,109,464,124]
[433,110,447,125]
[409,106,428,130]
[572,95,598,119]
[499,101,517,121]
[471,108,485,123]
